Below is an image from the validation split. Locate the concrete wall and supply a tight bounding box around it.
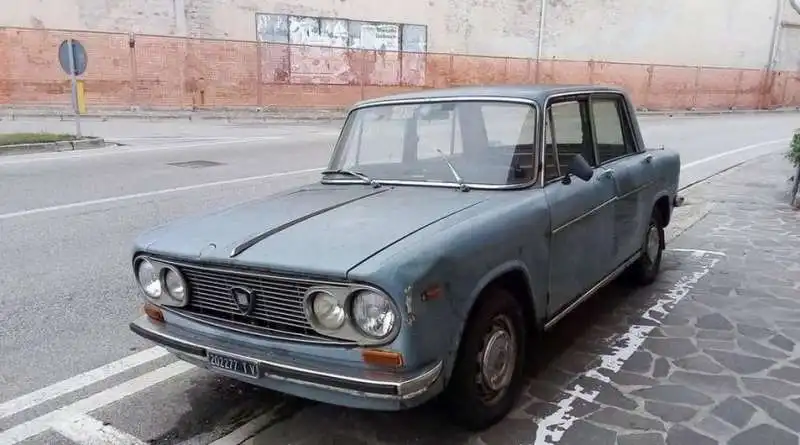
[3,0,798,70]
[1,0,798,111]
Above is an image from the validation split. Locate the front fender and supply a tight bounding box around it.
[441,260,543,382]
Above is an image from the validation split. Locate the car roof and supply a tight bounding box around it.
[352,84,628,108]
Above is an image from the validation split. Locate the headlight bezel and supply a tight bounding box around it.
[303,284,401,346]
[133,256,190,308]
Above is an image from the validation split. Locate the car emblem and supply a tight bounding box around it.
[230,286,255,315]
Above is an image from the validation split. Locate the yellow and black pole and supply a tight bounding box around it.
[66,38,83,137]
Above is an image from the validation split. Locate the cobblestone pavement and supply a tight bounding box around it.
[244,152,800,445]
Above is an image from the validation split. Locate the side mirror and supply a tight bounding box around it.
[563,154,594,184]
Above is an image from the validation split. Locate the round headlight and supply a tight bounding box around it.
[311,292,346,330]
[351,291,396,339]
[136,259,162,299]
[164,268,187,302]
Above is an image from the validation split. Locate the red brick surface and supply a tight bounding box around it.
[1,27,798,111]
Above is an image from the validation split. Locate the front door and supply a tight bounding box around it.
[544,97,618,318]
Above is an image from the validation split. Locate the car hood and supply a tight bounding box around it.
[136,184,487,277]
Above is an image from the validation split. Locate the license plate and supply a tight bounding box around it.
[207,352,259,378]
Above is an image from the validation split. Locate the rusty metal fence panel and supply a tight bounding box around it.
[1,26,798,112]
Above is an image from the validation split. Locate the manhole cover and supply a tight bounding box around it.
[167,160,224,169]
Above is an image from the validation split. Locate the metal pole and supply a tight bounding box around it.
[761,0,786,109]
[67,38,82,138]
[535,0,547,83]
[767,0,785,72]
[792,164,800,207]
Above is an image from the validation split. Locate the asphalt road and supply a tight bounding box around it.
[0,112,798,444]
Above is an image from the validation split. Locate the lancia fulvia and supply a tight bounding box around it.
[129,85,681,429]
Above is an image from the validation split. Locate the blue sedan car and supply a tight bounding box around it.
[129,85,680,430]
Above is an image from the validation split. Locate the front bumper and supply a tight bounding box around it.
[129,315,444,410]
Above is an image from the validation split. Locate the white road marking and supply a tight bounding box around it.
[0,347,168,420]
[531,251,721,445]
[51,414,147,445]
[669,247,727,257]
[681,138,790,169]
[0,167,324,221]
[0,136,285,166]
[0,361,195,444]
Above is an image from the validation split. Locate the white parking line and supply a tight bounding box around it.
[0,167,324,221]
[0,347,168,420]
[0,361,195,444]
[681,138,790,169]
[532,250,722,445]
[51,414,147,445]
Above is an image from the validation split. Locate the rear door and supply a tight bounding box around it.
[588,93,656,265]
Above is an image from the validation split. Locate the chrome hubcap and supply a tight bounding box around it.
[478,315,517,402]
[646,225,660,262]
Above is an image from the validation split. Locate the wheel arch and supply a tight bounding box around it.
[442,261,541,382]
[653,193,672,227]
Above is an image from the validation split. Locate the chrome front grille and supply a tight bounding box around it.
[174,264,348,344]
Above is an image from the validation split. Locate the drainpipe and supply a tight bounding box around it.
[762,0,786,108]
[535,0,547,82]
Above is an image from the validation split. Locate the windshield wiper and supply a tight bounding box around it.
[321,169,381,188]
[434,148,470,192]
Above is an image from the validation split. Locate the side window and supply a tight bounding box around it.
[592,98,633,164]
[545,100,592,180]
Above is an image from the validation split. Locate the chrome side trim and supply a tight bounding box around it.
[617,181,653,200]
[544,251,641,331]
[551,196,617,235]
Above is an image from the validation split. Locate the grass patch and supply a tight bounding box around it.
[0,132,78,147]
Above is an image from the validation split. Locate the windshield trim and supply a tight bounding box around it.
[326,96,543,191]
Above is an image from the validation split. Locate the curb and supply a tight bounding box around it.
[2,106,799,124]
[0,137,107,157]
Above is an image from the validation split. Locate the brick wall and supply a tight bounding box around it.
[1,26,798,112]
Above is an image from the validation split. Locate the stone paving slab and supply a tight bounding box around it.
[245,152,800,445]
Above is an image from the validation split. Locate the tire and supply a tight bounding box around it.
[628,207,665,285]
[442,286,527,431]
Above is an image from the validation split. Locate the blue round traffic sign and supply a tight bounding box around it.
[58,39,88,76]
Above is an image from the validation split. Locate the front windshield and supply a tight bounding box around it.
[327,100,539,187]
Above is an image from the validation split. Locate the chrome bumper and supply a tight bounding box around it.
[129,315,443,403]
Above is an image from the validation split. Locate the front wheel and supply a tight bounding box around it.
[442,287,527,431]
[628,208,665,285]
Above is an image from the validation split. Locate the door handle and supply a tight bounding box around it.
[643,154,654,163]
[599,168,615,180]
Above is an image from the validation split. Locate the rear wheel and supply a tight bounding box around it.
[442,287,527,431]
[628,208,665,285]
